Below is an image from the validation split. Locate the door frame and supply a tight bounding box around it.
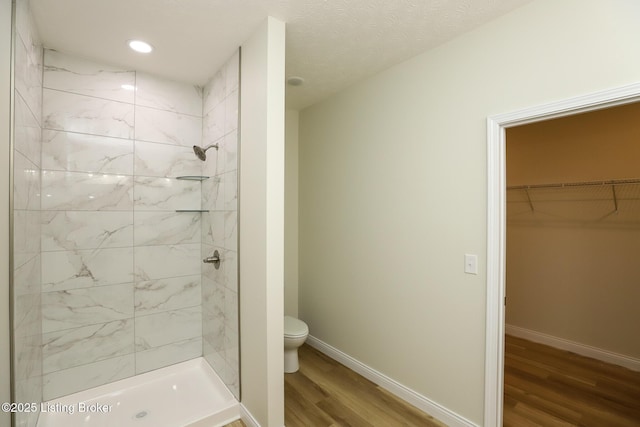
[484,82,640,427]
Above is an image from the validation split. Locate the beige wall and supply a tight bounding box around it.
[284,109,299,317]
[298,0,640,424]
[1,0,13,424]
[239,16,285,427]
[506,103,640,359]
[507,102,640,185]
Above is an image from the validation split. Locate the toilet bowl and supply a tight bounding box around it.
[284,316,309,373]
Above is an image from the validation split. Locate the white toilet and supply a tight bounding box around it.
[284,316,309,373]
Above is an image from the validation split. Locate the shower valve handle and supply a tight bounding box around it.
[203,250,221,269]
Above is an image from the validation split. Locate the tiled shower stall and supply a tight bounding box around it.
[12,1,240,424]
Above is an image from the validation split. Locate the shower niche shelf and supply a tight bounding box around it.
[175,209,209,213]
[176,175,210,181]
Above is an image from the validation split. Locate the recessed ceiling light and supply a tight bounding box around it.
[121,84,136,91]
[128,39,153,53]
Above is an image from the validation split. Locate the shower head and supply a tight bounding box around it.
[193,143,218,161]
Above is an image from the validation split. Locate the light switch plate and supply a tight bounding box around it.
[464,254,478,275]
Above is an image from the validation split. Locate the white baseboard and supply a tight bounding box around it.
[306,335,478,427]
[239,403,261,427]
[506,325,640,372]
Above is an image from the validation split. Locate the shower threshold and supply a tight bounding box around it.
[36,358,239,427]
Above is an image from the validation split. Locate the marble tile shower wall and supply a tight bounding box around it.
[13,0,43,425]
[201,51,240,399]
[40,50,207,400]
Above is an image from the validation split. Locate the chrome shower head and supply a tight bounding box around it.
[192,143,218,161]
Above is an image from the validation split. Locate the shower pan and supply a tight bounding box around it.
[9,1,241,425]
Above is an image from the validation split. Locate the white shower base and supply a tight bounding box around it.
[37,358,239,427]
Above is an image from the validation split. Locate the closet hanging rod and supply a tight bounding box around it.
[507,177,640,191]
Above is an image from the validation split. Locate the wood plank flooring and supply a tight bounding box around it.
[504,335,640,427]
[284,344,446,427]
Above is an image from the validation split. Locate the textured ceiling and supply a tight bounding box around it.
[30,0,532,110]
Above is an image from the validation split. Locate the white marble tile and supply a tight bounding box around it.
[14,152,40,211]
[43,89,134,139]
[135,337,202,375]
[202,275,225,324]
[223,170,237,211]
[135,72,202,116]
[42,247,134,292]
[14,33,43,126]
[223,130,238,174]
[134,140,202,178]
[202,102,225,147]
[42,130,134,174]
[42,284,133,333]
[15,0,37,53]
[135,105,201,147]
[14,333,42,381]
[201,211,225,246]
[224,211,238,251]
[42,211,133,252]
[42,319,134,373]
[43,354,134,401]
[224,90,239,134]
[135,275,201,316]
[15,92,41,167]
[134,211,200,246]
[14,253,40,296]
[13,292,41,338]
[223,250,238,293]
[133,176,200,211]
[225,288,239,333]
[134,243,200,281]
[14,209,40,256]
[42,171,133,211]
[44,49,135,103]
[203,68,225,116]
[201,244,226,286]
[203,349,225,382]
[202,175,223,211]
[135,306,201,350]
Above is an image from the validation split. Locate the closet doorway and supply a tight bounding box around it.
[502,102,640,425]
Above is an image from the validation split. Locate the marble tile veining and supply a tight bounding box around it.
[42,171,133,211]
[42,320,134,373]
[134,244,200,281]
[14,32,43,126]
[135,306,202,350]
[42,247,134,292]
[134,176,200,211]
[135,337,202,375]
[135,72,202,116]
[44,49,135,103]
[42,130,134,174]
[135,105,202,147]
[42,284,133,333]
[13,253,41,296]
[13,151,40,212]
[135,275,201,316]
[134,140,202,178]
[42,211,133,252]
[43,354,134,401]
[15,92,42,167]
[43,89,134,139]
[134,211,200,246]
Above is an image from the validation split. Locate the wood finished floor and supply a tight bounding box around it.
[284,344,446,427]
[504,335,640,427]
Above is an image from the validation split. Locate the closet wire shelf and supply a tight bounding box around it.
[507,178,640,226]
